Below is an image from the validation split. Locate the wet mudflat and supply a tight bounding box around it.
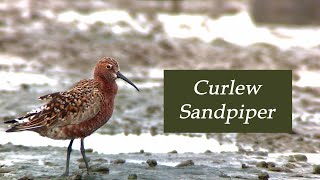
[1,0,320,179]
[1,142,320,180]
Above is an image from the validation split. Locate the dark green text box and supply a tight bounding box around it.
[164,70,292,133]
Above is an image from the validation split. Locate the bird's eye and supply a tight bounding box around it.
[106,64,112,69]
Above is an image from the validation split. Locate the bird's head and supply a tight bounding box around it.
[94,57,139,91]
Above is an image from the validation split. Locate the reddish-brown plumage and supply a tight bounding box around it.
[5,57,139,176]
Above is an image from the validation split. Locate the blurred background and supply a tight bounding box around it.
[1,0,320,179]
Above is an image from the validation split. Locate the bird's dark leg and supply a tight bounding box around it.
[80,138,90,174]
[63,139,74,176]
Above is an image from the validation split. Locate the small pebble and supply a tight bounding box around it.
[18,174,34,180]
[204,150,212,154]
[147,159,157,167]
[268,167,282,172]
[0,167,13,173]
[113,159,126,164]
[282,168,293,173]
[241,163,249,169]
[267,162,275,168]
[78,163,87,169]
[296,137,304,141]
[313,165,320,174]
[291,174,304,177]
[71,174,82,180]
[139,149,144,153]
[44,161,56,166]
[168,150,178,154]
[285,162,297,169]
[91,165,109,174]
[313,133,320,139]
[85,148,93,153]
[20,84,30,90]
[176,160,194,167]
[93,158,108,163]
[77,157,91,163]
[258,172,269,180]
[256,161,268,168]
[288,154,308,162]
[128,174,138,179]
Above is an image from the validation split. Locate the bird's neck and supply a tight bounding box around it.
[94,76,118,97]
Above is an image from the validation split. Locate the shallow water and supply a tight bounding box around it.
[56,9,320,49]
[0,131,238,154]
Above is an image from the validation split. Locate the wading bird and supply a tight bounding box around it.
[5,57,139,176]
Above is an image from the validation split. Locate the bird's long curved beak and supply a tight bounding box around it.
[116,71,139,91]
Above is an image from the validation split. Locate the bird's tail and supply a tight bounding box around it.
[6,125,42,132]
[4,118,22,132]
[4,119,18,124]
[4,113,37,124]
[5,126,19,132]
[4,112,40,132]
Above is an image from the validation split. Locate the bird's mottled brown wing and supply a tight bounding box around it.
[7,79,103,132]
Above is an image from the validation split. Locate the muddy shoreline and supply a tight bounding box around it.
[1,142,320,180]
